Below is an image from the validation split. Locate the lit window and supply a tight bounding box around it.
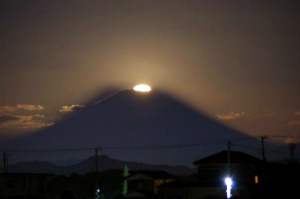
[255,175,259,184]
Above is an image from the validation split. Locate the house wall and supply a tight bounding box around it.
[0,174,49,198]
[127,173,175,196]
[154,179,174,194]
[128,179,154,194]
[161,187,225,199]
[198,164,257,186]
[197,164,225,181]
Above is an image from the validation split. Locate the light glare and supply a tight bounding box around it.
[133,84,151,92]
[225,177,232,199]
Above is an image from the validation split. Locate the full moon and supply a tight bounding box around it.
[133,84,151,92]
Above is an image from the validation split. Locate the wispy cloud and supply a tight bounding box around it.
[59,105,85,112]
[33,114,45,118]
[288,120,300,126]
[0,106,17,113]
[217,111,245,120]
[0,104,44,113]
[0,114,53,129]
[0,114,19,123]
[288,112,300,126]
[16,104,44,111]
[0,105,51,131]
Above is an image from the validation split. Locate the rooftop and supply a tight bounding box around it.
[127,170,177,180]
[194,150,264,166]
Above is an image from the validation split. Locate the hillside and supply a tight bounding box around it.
[7,155,196,176]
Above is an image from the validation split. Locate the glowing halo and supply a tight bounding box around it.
[225,177,233,199]
[133,84,151,92]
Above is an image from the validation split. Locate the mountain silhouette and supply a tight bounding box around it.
[7,155,195,176]
[2,89,269,166]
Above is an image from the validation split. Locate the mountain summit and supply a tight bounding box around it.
[3,89,262,166]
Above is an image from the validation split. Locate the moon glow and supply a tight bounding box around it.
[133,84,151,92]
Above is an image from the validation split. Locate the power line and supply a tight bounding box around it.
[0,139,233,153]
[0,134,296,154]
[102,140,226,150]
[0,147,97,153]
[232,143,300,156]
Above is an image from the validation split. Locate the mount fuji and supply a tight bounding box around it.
[2,89,269,166]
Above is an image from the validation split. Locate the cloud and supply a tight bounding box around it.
[1,120,54,129]
[0,114,53,130]
[288,120,300,126]
[0,114,19,123]
[59,105,85,112]
[287,112,300,126]
[0,105,50,131]
[0,104,44,113]
[33,114,45,118]
[16,104,44,111]
[217,111,245,120]
[0,106,17,113]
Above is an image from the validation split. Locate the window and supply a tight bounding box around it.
[170,196,183,199]
[135,182,143,189]
[7,179,14,188]
[23,176,26,189]
[38,177,45,193]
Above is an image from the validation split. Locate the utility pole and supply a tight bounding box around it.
[3,153,7,173]
[227,141,231,176]
[261,136,268,162]
[95,148,99,191]
[289,143,297,163]
[95,148,101,198]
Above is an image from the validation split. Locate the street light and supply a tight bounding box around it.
[225,177,233,199]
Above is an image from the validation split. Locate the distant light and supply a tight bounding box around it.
[133,84,151,92]
[255,175,259,184]
[225,177,232,199]
[96,189,100,193]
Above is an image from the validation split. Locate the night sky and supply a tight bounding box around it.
[1,0,300,145]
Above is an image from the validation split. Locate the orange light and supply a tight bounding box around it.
[255,175,259,184]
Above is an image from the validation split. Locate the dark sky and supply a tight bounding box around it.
[1,0,300,144]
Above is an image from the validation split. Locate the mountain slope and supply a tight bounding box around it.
[2,89,267,166]
[8,155,195,176]
[33,90,248,145]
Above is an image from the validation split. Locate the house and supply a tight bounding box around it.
[194,150,264,185]
[160,150,265,199]
[0,173,54,199]
[124,170,176,199]
[159,176,223,199]
[194,150,265,198]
